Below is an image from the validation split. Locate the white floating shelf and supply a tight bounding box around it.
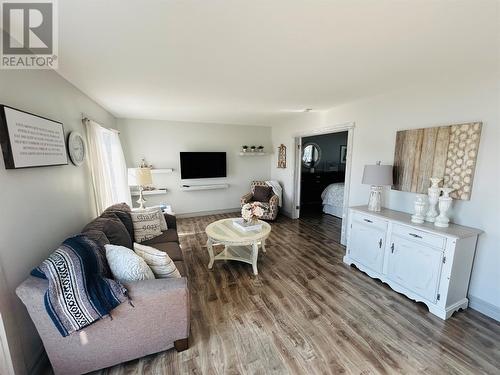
[239,152,268,156]
[180,183,229,191]
[131,189,167,196]
[151,168,174,174]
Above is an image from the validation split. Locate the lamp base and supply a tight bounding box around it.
[367,185,383,212]
[137,188,147,209]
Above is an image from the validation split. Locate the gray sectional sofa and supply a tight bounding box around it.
[16,203,190,375]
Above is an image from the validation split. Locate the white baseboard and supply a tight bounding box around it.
[469,295,500,322]
[175,207,240,218]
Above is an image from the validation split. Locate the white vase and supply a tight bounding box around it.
[435,188,454,228]
[425,177,442,223]
[411,194,427,224]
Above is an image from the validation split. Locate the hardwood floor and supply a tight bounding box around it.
[92,213,500,375]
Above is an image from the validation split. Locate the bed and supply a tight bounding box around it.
[321,182,344,218]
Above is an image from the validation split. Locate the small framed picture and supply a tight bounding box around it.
[340,145,347,164]
[0,105,68,169]
[277,144,286,168]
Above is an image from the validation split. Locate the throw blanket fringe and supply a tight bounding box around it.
[32,235,128,337]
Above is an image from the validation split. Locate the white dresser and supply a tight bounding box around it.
[344,206,482,320]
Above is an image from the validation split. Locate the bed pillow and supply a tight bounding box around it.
[105,244,155,283]
[134,243,181,278]
[130,210,163,243]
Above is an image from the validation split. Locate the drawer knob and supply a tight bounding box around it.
[378,238,382,248]
[409,233,423,239]
[391,243,395,253]
[364,219,373,223]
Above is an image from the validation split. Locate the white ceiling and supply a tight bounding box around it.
[58,0,499,125]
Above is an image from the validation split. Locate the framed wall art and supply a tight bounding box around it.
[277,144,286,168]
[340,145,347,164]
[0,105,68,169]
[393,122,482,200]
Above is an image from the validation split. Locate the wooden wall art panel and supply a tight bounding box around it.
[393,122,482,200]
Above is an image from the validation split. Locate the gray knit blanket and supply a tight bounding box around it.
[32,235,128,337]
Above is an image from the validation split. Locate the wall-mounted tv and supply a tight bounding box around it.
[180,152,227,179]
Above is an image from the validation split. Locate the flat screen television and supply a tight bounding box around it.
[180,152,227,179]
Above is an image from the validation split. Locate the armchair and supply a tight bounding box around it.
[241,181,279,221]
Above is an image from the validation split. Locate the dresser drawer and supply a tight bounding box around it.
[352,211,388,231]
[391,224,445,249]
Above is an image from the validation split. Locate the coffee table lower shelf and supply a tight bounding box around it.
[207,241,266,275]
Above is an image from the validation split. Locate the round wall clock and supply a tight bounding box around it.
[67,132,86,166]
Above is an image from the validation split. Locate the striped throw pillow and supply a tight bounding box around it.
[130,210,162,243]
[133,243,181,278]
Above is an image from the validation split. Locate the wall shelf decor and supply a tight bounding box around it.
[180,183,229,191]
[239,152,268,156]
[393,122,482,200]
[131,188,167,197]
[0,105,68,169]
[151,168,174,174]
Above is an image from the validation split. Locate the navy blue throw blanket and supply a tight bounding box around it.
[32,235,128,337]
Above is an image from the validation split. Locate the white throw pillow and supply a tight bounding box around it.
[134,243,181,278]
[105,244,155,283]
[130,210,162,243]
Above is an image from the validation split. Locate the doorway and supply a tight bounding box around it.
[293,123,354,245]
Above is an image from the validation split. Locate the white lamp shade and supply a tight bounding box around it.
[128,167,152,186]
[362,164,393,186]
[136,167,153,186]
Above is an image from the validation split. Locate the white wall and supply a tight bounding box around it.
[0,70,116,374]
[117,119,272,216]
[270,74,500,319]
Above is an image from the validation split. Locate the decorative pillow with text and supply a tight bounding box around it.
[130,210,162,243]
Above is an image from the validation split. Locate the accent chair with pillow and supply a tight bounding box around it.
[16,203,190,375]
[241,181,280,220]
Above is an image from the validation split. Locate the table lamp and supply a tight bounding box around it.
[135,167,153,209]
[362,161,393,212]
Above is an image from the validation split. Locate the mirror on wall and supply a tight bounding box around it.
[302,143,321,169]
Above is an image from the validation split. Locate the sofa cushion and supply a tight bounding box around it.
[164,213,177,230]
[133,243,181,278]
[150,242,183,262]
[83,215,132,249]
[105,244,155,283]
[82,229,110,247]
[174,261,187,277]
[141,229,179,245]
[101,210,134,239]
[252,185,273,202]
[104,203,132,213]
[81,230,112,277]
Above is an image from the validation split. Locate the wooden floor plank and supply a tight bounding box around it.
[82,212,500,375]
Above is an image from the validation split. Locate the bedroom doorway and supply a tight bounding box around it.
[293,123,354,246]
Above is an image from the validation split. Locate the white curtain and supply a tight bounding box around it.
[85,119,131,214]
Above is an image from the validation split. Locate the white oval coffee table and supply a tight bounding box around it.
[205,218,271,275]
